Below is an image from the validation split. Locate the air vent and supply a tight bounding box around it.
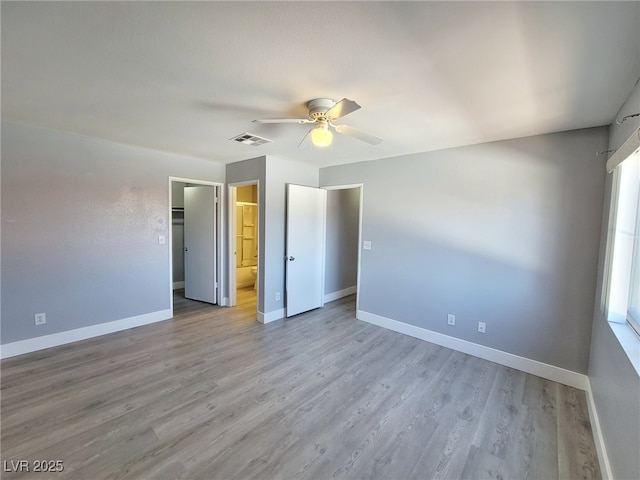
[230,133,273,146]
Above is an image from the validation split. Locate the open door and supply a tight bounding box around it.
[286,184,327,317]
[184,185,217,304]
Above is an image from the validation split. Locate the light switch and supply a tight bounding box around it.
[158,235,166,245]
[363,240,372,250]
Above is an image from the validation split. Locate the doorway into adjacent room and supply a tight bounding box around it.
[169,178,224,316]
[323,184,362,314]
[228,181,260,318]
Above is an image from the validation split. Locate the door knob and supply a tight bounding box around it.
[288,256,295,261]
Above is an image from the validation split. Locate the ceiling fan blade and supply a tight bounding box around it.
[297,129,312,148]
[325,98,361,121]
[252,118,313,124]
[334,124,382,145]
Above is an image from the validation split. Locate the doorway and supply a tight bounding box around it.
[323,184,363,312]
[282,183,362,318]
[169,177,224,315]
[228,181,260,318]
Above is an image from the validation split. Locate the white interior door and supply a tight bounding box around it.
[286,184,326,317]
[184,185,217,304]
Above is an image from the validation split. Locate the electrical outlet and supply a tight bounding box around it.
[478,321,486,334]
[35,313,46,326]
[447,314,455,326]
[275,292,281,301]
[363,240,372,250]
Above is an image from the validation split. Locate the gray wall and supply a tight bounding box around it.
[226,155,317,317]
[264,156,318,314]
[588,80,640,480]
[171,221,185,284]
[171,181,186,285]
[321,127,608,374]
[1,121,225,344]
[325,188,359,295]
[171,181,186,208]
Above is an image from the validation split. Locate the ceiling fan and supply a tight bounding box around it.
[252,98,382,148]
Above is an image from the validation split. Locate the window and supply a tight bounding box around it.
[605,146,640,338]
[627,173,640,336]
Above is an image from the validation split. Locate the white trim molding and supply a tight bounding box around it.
[0,309,172,359]
[257,308,285,324]
[357,309,589,390]
[585,380,613,480]
[324,286,357,303]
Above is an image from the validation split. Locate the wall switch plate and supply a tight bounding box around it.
[478,321,486,333]
[158,235,166,245]
[363,240,372,250]
[35,313,46,326]
[447,314,455,326]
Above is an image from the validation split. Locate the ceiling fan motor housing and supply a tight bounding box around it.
[307,98,336,120]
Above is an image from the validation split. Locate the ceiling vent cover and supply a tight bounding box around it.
[230,133,273,146]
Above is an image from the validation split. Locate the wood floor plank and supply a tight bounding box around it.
[1,292,601,479]
[405,358,499,480]
[273,341,432,479]
[557,385,601,480]
[521,375,559,480]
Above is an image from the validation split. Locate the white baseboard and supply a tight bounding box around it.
[356,309,588,390]
[0,309,173,359]
[585,380,613,480]
[257,308,285,324]
[173,281,185,289]
[324,286,357,303]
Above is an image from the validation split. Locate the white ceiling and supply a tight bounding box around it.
[2,1,639,168]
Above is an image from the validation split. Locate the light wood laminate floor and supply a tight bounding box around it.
[1,294,600,479]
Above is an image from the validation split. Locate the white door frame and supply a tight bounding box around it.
[169,177,225,314]
[227,180,260,309]
[322,183,364,312]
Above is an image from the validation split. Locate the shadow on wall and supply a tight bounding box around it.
[328,129,607,375]
[358,232,589,373]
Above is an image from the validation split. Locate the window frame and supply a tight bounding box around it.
[602,145,640,376]
[625,157,640,337]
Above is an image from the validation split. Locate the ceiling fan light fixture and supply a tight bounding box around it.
[253,98,381,147]
[311,123,333,147]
